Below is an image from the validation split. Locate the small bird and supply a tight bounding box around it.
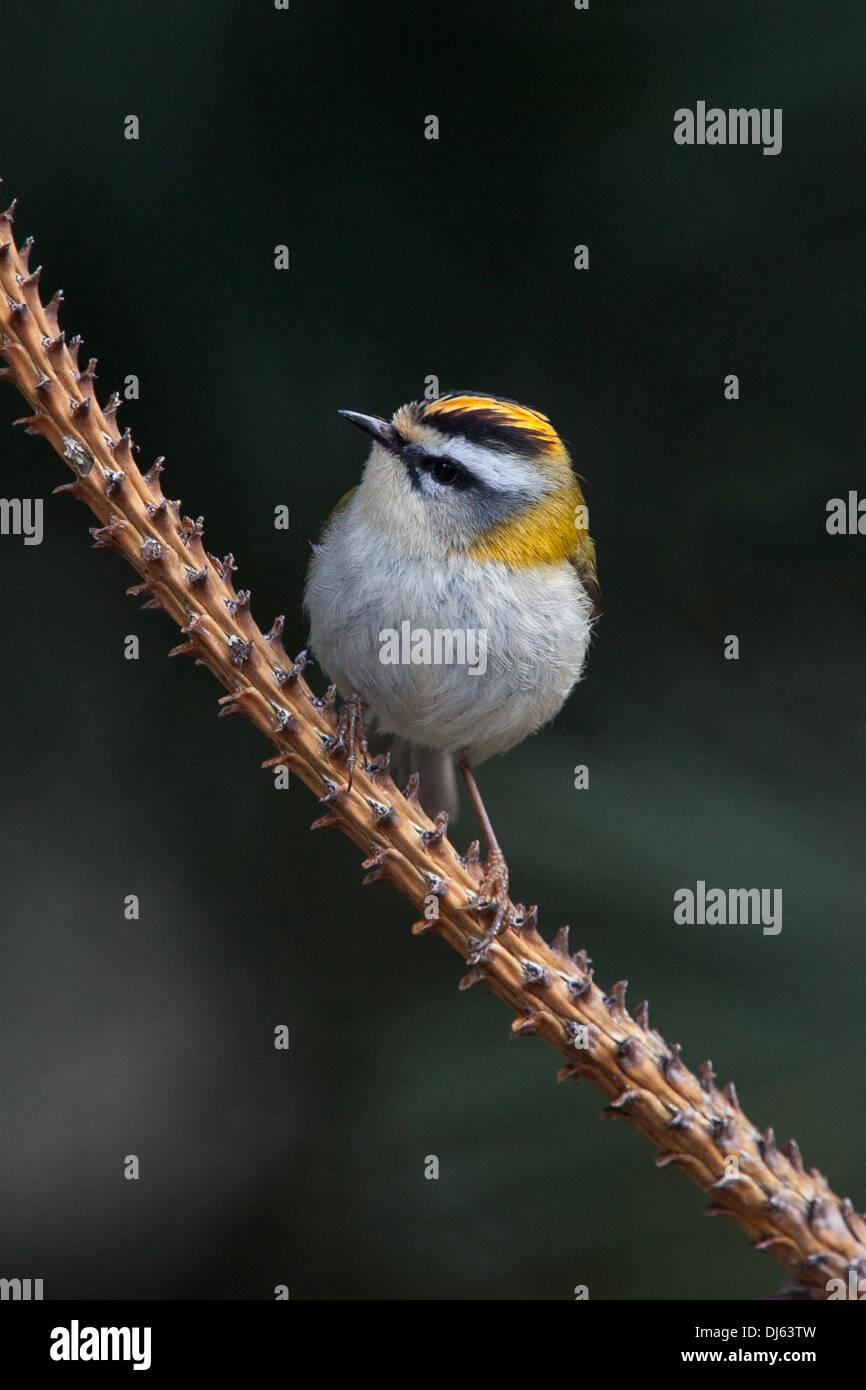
[304,391,598,927]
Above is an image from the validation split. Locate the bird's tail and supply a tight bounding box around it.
[386,737,459,822]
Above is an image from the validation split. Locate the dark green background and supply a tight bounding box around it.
[1,1,863,1299]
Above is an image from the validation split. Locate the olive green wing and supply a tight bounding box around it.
[569,529,601,618]
[315,485,358,544]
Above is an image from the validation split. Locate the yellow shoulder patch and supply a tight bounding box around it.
[465,475,598,613]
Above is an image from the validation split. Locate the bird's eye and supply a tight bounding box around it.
[401,444,474,491]
[432,457,459,485]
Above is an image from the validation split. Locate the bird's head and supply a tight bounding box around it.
[340,391,593,574]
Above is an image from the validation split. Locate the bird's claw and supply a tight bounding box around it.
[475,846,509,911]
[459,847,514,957]
[326,690,368,793]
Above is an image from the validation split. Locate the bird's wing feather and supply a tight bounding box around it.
[315,485,359,544]
[569,536,601,618]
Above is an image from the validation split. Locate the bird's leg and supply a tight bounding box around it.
[327,691,368,793]
[458,761,512,939]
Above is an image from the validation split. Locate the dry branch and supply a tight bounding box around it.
[1,200,863,1299]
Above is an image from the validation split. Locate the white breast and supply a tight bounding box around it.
[304,499,594,766]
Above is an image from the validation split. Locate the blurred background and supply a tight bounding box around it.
[0,1,864,1299]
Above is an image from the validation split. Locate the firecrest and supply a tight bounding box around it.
[304,391,599,916]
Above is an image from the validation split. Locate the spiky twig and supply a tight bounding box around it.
[1,202,863,1299]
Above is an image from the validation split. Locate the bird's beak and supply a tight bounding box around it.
[338,410,400,451]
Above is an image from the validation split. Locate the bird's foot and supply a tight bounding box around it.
[326,690,368,793]
[459,846,514,957]
[477,846,509,911]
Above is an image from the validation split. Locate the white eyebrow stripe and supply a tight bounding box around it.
[421,435,551,497]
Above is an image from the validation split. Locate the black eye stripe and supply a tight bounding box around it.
[402,444,475,490]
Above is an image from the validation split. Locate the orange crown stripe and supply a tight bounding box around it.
[423,394,563,451]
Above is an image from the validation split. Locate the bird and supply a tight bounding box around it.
[304,391,599,934]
